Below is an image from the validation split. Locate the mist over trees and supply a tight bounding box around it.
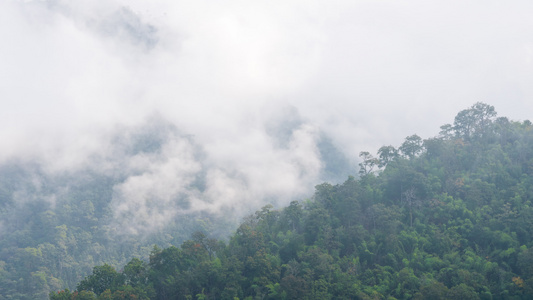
[3,103,533,299]
[4,1,533,298]
[0,115,351,299]
[39,102,533,299]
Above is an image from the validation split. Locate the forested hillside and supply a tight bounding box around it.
[49,103,533,299]
[0,164,226,300]
[0,115,352,299]
[0,121,234,300]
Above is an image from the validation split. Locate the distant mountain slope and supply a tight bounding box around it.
[0,115,353,299]
[52,102,533,299]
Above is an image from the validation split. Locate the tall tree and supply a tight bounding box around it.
[76,264,123,296]
[377,145,398,167]
[399,135,423,159]
[359,151,379,176]
[453,102,497,140]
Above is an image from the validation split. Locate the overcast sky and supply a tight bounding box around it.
[2,0,533,230]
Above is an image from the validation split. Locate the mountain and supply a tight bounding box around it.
[49,102,533,299]
[0,114,352,299]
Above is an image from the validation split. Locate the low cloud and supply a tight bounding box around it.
[110,133,202,235]
[104,115,325,235]
[3,0,533,235]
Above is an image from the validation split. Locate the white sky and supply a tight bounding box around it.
[2,0,533,230]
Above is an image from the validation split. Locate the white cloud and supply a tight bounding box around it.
[111,136,202,234]
[3,0,533,233]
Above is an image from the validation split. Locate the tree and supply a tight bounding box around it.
[393,267,420,299]
[446,283,479,300]
[401,187,420,227]
[377,145,398,168]
[71,290,97,300]
[399,135,423,159]
[284,201,303,232]
[414,281,448,300]
[359,151,379,176]
[199,236,220,261]
[77,264,123,296]
[439,124,454,139]
[123,258,147,288]
[49,289,73,300]
[453,102,496,140]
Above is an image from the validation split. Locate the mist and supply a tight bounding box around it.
[2,0,533,235]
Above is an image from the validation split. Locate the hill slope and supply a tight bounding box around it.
[53,103,533,299]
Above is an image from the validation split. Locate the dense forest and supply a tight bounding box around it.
[44,102,533,299]
[0,112,351,299]
[0,121,241,300]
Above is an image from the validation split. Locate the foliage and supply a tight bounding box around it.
[0,123,234,299]
[57,103,533,299]
[2,102,533,299]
